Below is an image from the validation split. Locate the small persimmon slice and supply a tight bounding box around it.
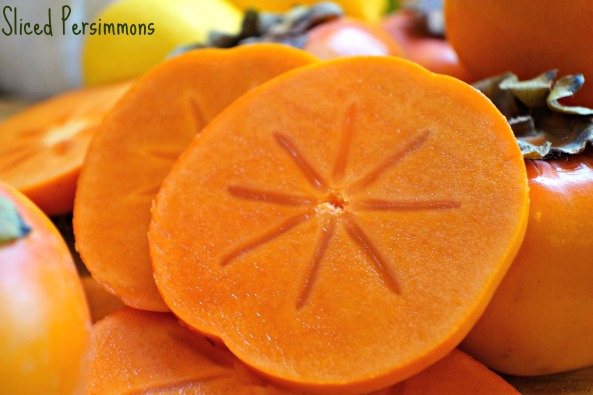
[87,308,292,395]
[74,44,316,312]
[379,348,520,394]
[0,81,131,216]
[149,56,529,393]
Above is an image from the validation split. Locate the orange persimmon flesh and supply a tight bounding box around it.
[88,308,519,395]
[379,349,520,394]
[0,81,131,216]
[74,44,316,312]
[149,56,529,393]
[80,276,126,324]
[87,308,292,395]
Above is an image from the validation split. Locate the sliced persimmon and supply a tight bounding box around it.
[88,308,519,395]
[378,349,520,394]
[148,56,529,393]
[0,81,131,216]
[87,308,292,395]
[74,44,316,312]
[80,276,126,324]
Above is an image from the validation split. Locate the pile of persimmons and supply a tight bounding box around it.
[1,1,592,394]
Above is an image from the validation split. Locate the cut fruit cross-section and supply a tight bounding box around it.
[74,44,316,312]
[149,56,529,394]
[0,81,131,216]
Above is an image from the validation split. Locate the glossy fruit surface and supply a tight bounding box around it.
[0,181,91,395]
[382,9,473,81]
[462,152,593,375]
[304,17,404,60]
[445,0,593,106]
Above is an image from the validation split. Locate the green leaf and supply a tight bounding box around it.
[0,195,31,246]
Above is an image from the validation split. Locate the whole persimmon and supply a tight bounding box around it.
[382,8,473,82]
[304,17,405,60]
[461,152,593,375]
[189,5,405,61]
[0,181,92,394]
[444,0,593,107]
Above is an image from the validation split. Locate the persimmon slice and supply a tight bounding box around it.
[74,44,316,312]
[88,308,519,395]
[379,349,520,395]
[0,81,131,216]
[149,57,529,393]
[88,308,292,395]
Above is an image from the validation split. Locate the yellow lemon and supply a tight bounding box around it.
[82,0,242,86]
[230,0,387,22]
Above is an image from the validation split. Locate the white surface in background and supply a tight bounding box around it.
[0,0,117,99]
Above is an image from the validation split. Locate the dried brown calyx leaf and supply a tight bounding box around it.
[473,70,593,159]
[0,196,31,246]
[168,2,344,57]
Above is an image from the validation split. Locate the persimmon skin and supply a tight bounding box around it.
[445,0,593,107]
[381,10,474,82]
[462,153,593,375]
[0,181,92,395]
[304,17,405,60]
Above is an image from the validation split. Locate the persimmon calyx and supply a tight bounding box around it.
[0,196,31,246]
[473,70,593,159]
[168,2,344,56]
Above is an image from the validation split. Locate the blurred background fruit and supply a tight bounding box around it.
[445,0,593,107]
[305,16,404,59]
[0,181,91,395]
[81,0,242,86]
[230,0,389,22]
[382,5,473,81]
